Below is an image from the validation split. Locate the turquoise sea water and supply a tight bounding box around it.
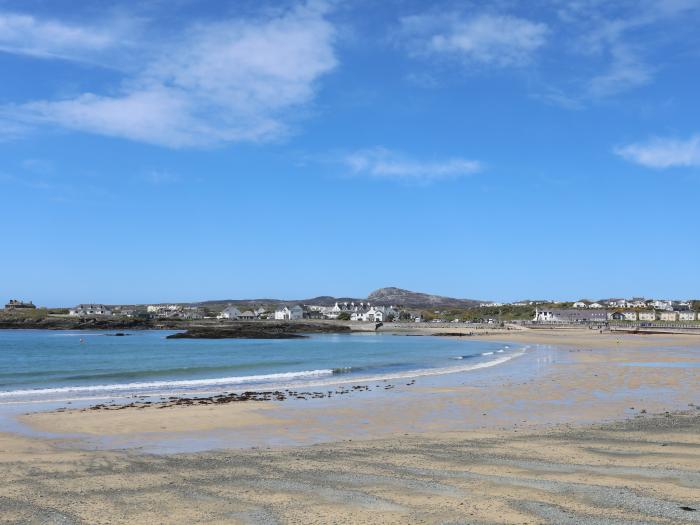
[0,330,520,402]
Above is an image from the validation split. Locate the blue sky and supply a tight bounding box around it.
[1,0,699,306]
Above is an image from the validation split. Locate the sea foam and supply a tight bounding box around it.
[0,369,334,399]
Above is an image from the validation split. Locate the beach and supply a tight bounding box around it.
[1,328,699,524]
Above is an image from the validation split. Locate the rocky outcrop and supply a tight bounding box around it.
[0,316,166,330]
[166,322,351,339]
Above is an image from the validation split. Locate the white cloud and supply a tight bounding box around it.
[587,44,652,97]
[344,147,482,183]
[553,1,700,102]
[0,119,28,141]
[615,135,700,168]
[0,12,120,62]
[398,13,548,67]
[0,3,337,148]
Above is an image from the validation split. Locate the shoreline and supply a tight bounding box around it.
[9,329,699,452]
[0,332,520,406]
[0,345,524,406]
[1,328,699,523]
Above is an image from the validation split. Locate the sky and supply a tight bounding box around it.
[1,0,699,306]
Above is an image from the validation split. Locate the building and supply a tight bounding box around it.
[69,304,112,316]
[218,306,242,319]
[606,299,629,308]
[239,310,256,320]
[679,311,697,321]
[649,300,673,311]
[607,310,639,321]
[112,307,139,318]
[588,302,604,309]
[4,299,36,310]
[572,301,588,308]
[533,308,608,323]
[319,301,398,322]
[180,307,205,320]
[147,304,183,318]
[638,311,656,321]
[659,311,678,322]
[274,305,304,320]
[347,305,398,322]
[147,304,203,319]
[304,309,325,320]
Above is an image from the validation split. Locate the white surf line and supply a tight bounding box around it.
[0,348,530,406]
[0,369,334,399]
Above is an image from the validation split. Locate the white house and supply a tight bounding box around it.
[147,304,185,318]
[218,306,241,319]
[659,311,678,321]
[638,311,655,321]
[147,304,181,314]
[608,311,637,321]
[350,311,365,321]
[69,304,112,316]
[533,309,556,321]
[534,308,608,323]
[606,299,629,308]
[589,302,604,309]
[365,307,383,322]
[274,305,304,320]
[650,300,673,311]
[572,301,588,308]
[326,302,344,319]
[679,311,697,321]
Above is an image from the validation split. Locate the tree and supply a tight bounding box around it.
[337,311,351,321]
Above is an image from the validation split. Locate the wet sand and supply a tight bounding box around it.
[2,413,699,524]
[2,329,699,524]
[19,330,700,451]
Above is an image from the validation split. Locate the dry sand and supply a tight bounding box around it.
[2,414,699,524]
[2,328,699,524]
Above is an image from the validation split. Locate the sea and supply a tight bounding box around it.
[0,330,524,404]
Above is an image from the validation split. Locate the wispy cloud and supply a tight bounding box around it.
[587,44,652,98]
[397,12,548,68]
[0,12,125,63]
[615,135,700,169]
[0,2,337,148]
[548,0,700,104]
[343,147,482,183]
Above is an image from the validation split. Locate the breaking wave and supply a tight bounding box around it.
[0,350,526,403]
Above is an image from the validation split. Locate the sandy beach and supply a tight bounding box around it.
[2,328,699,524]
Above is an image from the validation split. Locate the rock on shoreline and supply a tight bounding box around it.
[0,316,171,330]
[166,322,352,339]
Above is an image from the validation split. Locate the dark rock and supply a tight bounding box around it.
[166,322,351,340]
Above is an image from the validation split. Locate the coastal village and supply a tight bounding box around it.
[3,296,699,325]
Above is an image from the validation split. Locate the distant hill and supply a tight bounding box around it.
[196,287,482,310]
[367,287,481,308]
